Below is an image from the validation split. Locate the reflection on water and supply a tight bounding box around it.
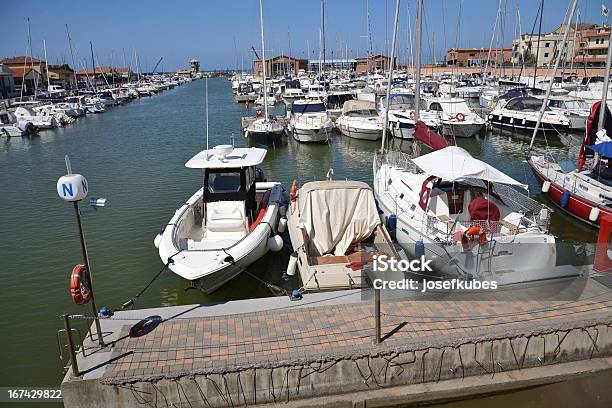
[0,78,600,389]
[421,368,612,408]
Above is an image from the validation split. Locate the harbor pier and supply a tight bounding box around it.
[61,275,612,407]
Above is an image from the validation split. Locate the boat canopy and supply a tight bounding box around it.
[297,180,380,256]
[185,147,266,169]
[413,121,450,150]
[504,96,547,112]
[342,99,376,114]
[292,101,326,114]
[411,146,528,188]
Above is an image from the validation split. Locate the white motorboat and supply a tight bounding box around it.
[286,178,395,291]
[546,95,590,130]
[325,88,355,121]
[378,93,439,139]
[288,99,333,143]
[281,79,305,106]
[373,147,574,285]
[235,82,258,103]
[155,145,287,293]
[0,110,37,137]
[336,100,383,140]
[426,97,486,138]
[488,96,570,133]
[13,106,58,129]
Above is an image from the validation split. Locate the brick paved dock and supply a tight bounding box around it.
[62,275,612,407]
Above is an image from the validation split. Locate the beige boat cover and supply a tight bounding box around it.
[297,180,381,256]
[342,99,376,114]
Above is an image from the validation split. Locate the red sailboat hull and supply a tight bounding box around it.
[528,160,612,228]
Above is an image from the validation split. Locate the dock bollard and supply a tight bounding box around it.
[63,314,80,377]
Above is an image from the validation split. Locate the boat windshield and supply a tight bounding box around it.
[505,97,547,112]
[565,99,589,110]
[293,102,326,114]
[383,94,417,110]
[438,101,470,114]
[208,172,242,193]
[347,109,377,117]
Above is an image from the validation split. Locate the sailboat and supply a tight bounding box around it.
[244,0,285,145]
[372,0,569,284]
[525,0,611,227]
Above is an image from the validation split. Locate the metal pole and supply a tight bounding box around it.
[374,288,381,343]
[597,27,612,132]
[414,0,423,121]
[381,0,401,154]
[63,314,80,377]
[73,201,104,346]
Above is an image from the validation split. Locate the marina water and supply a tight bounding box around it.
[0,78,599,393]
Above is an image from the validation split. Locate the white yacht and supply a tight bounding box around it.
[378,93,439,139]
[426,97,486,138]
[373,147,574,284]
[0,109,37,137]
[336,100,383,140]
[155,145,287,293]
[13,105,58,129]
[546,96,591,131]
[281,79,305,106]
[288,99,333,143]
[488,96,570,133]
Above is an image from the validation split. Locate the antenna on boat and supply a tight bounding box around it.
[528,0,578,151]
[205,76,209,151]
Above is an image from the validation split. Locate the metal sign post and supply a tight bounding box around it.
[57,156,106,347]
[374,287,381,344]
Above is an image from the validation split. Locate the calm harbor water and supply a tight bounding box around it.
[0,78,600,397]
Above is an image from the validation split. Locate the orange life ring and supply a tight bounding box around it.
[409,110,416,120]
[70,264,92,306]
[456,113,466,122]
[290,180,298,201]
[465,226,481,237]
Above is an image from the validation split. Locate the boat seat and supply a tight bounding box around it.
[206,201,246,233]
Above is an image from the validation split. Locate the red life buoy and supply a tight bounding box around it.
[70,264,92,306]
[290,180,298,202]
[456,113,466,122]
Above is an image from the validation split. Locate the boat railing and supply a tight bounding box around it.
[374,150,419,175]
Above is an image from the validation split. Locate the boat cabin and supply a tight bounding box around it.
[427,98,471,115]
[503,96,550,112]
[185,146,266,245]
[291,100,326,115]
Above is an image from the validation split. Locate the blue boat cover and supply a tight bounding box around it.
[587,141,612,158]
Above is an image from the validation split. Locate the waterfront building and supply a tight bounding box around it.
[47,64,76,90]
[307,59,357,72]
[445,47,512,67]
[0,56,47,94]
[75,66,133,87]
[253,55,308,77]
[574,25,612,67]
[355,54,394,73]
[0,64,18,99]
[511,23,597,66]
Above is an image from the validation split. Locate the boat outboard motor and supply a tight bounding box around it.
[255,167,266,182]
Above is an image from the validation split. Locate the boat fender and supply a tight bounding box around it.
[386,214,397,232]
[409,110,416,120]
[285,252,298,277]
[290,180,298,201]
[465,226,481,237]
[539,208,549,223]
[291,290,302,300]
[250,190,271,231]
[279,202,287,217]
[542,180,551,193]
[456,113,465,122]
[278,217,287,233]
[560,190,570,208]
[267,233,283,252]
[70,264,92,306]
[154,234,162,248]
[415,239,425,258]
[589,206,600,222]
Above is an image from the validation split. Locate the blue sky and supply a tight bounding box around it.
[0,0,608,71]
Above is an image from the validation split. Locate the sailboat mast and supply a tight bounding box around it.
[65,25,79,93]
[528,0,578,149]
[43,39,51,91]
[258,0,269,120]
[27,18,38,98]
[533,0,544,87]
[597,28,612,132]
[414,0,423,121]
[90,41,97,93]
[380,0,401,153]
